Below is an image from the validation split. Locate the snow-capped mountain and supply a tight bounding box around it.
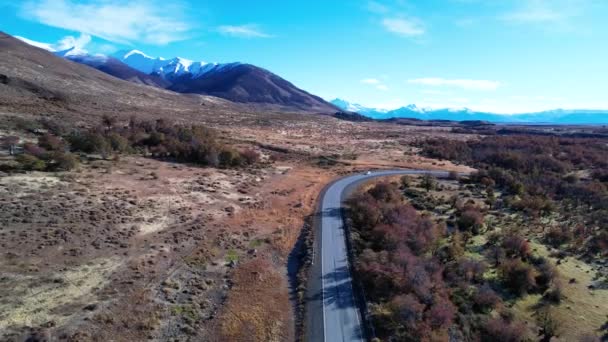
[112,50,241,81]
[14,34,338,112]
[16,36,105,61]
[331,99,608,124]
[329,98,389,116]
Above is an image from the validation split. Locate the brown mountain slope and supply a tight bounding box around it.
[67,55,171,89]
[0,32,323,125]
[167,63,339,113]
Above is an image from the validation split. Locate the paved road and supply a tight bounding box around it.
[305,170,452,342]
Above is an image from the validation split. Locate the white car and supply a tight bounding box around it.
[365,171,372,175]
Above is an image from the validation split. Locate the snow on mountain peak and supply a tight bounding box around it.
[122,49,154,59]
[15,36,55,51]
[112,49,240,80]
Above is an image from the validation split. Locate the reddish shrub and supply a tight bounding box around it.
[502,234,531,259]
[240,148,260,165]
[38,133,65,151]
[499,259,537,295]
[473,285,501,313]
[457,208,485,234]
[483,317,527,342]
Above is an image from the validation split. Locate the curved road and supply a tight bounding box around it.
[305,170,453,342]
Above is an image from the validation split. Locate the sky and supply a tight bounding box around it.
[1,0,608,113]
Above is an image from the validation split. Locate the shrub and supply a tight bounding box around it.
[499,259,537,295]
[544,226,572,247]
[51,152,79,171]
[537,307,560,341]
[421,173,437,192]
[23,143,48,159]
[218,148,243,168]
[368,182,402,203]
[107,133,131,153]
[240,148,260,165]
[16,154,46,171]
[38,133,65,151]
[532,256,557,291]
[457,208,485,234]
[473,284,501,313]
[400,175,412,188]
[68,132,111,155]
[543,280,563,303]
[482,317,527,342]
[502,233,531,259]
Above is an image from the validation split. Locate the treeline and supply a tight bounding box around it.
[1,116,259,172]
[419,135,608,258]
[347,182,555,341]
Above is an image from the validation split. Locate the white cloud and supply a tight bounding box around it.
[502,1,563,23]
[361,78,381,85]
[408,77,501,91]
[55,33,91,50]
[17,33,91,52]
[21,0,192,45]
[218,25,272,38]
[367,1,389,14]
[361,78,389,91]
[382,17,425,37]
[500,0,593,25]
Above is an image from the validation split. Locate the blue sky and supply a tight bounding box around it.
[2,0,608,113]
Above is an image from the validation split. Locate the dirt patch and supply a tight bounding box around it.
[0,257,121,332]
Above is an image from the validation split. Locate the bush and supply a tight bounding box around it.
[16,154,46,171]
[457,208,485,234]
[421,173,437,192]
[107,133,131,153]
[499,259,537,295]
[38,133,65,151]
[400,175,412,188]
[218,149,243,168]
[473,285,501,313]
[482,317,527,342]
[240,148,260,165]
[368,182,402,203]
[532,256,558,291]
[51,152,79,171]
[502,233,531,259]
[544,226,572,247]
[543,280,563,303]
[68,132,111,155]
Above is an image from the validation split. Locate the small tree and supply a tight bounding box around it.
[499,258,537,295]
[457,208,485,234]
[421,173,437,192]
[537,307,560,341]
[102,115,117,130]
[401,175,412,188]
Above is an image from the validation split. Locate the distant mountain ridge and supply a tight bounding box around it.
[14,35,338,113]
[331,99,608,124]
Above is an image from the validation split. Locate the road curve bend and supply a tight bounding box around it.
[305,170,453,342]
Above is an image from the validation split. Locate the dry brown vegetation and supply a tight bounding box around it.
[348,168,608,341]
[0,103,477,342]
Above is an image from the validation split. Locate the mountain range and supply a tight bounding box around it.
[331,99,608,124]
[15,35,338,113]
[6,33,608,124]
